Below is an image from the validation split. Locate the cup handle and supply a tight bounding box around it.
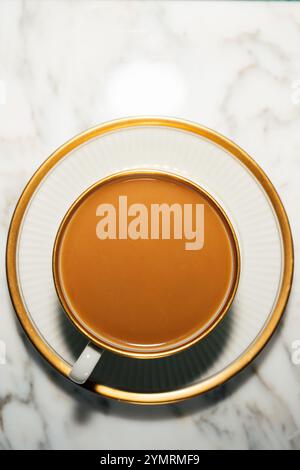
[69,342,103,384]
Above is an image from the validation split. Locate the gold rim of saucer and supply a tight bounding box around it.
[6,117,294,404]
[52,170,241,359]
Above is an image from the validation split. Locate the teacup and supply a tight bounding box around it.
[53,170,240,384]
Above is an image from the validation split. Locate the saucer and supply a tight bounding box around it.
[6,117,293,404]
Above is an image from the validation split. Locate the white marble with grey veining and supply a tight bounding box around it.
[0,0,300,450]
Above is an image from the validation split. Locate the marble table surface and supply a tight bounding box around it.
[0,0,300,450]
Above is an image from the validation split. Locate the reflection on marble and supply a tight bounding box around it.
[0,0,300,450]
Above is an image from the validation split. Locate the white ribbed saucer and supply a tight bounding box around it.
[8,118,292,403]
